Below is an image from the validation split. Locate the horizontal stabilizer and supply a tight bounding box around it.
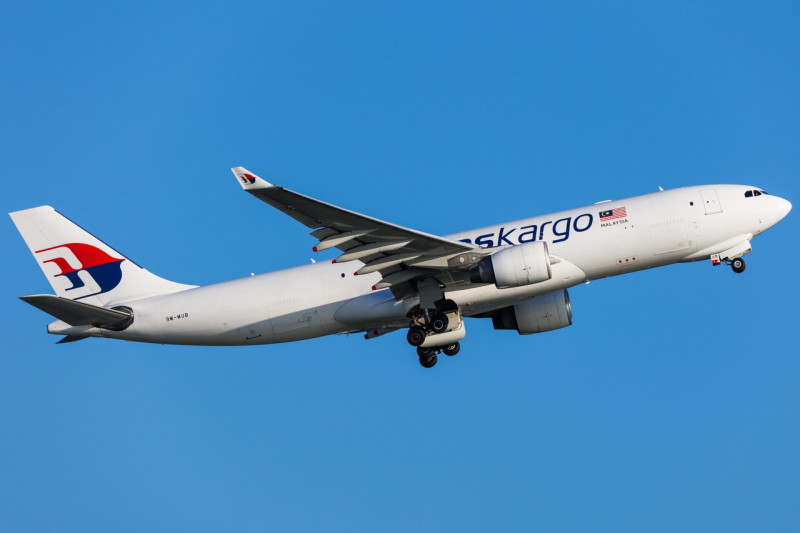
[56,335,88,344]
[20,294,131,326]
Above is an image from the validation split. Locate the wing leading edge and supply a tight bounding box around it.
[231,167,482,292]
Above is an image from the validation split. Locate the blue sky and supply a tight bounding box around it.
[1,1,799,531]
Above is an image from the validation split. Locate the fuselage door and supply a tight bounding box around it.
[700,189,723,215]
[648,218,690,256]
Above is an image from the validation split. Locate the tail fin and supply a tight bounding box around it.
[9,206,195,306]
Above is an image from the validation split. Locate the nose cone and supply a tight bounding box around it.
[777,197,792,220]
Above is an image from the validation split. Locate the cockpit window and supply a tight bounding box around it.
[754,190,762,196]
[745,190,753,197]
[760,190,769,195]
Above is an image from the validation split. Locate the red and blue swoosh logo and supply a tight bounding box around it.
[35,243,124,299]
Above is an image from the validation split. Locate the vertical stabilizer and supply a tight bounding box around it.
[9,206,195,306]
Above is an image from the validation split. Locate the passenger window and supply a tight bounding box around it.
[754,190,762,196]
[744,190,753,197]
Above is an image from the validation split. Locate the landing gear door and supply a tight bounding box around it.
[700,189,723,215]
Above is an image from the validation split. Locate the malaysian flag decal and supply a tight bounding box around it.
[599,207,627,221]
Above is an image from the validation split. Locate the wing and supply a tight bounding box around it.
[231,167,486,293]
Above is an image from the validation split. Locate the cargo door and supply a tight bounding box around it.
[700,189,723,215]
[648,218,690,256]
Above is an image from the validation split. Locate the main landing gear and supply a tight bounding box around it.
[407,309,464,368]
[731,257,746,274]
[406,312,452,347]
[407,326,427,346]
[416,342,460,368]
[417,346,437,368]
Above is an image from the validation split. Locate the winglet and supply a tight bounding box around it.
[231,167,274,190]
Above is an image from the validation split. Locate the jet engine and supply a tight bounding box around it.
[469,241,552,288]
[490,289,572,335]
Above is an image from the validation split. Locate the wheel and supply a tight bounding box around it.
[407,326,426,346]
[430,313,449,334]
[731,257,746,274]
[417,346,434,358]
[443,342,460,356]
[419,354,438,368]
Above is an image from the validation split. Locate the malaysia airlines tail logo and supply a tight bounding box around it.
[35,243,124,300]
[238,174,257,185]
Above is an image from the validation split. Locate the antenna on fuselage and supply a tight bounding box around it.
[658,186,664,191]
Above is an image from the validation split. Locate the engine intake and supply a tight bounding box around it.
[469,241,552,288]
[491,289,572,335]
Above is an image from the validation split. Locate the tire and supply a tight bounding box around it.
[419,354,437,368]
[431,313,449,334]
[407,326,426,346]
[443,342,460,357]
[731,257,746,274]
[417,346,434,357]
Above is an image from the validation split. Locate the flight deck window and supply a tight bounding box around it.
[760,190,769,195]
[745,191,753,197]
[754,190,762,196]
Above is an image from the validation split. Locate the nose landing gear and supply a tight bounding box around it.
[711,253,747,274]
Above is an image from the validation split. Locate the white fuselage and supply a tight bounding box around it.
[64,184,790,345]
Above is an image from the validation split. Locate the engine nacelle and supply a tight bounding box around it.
[470,241,552,288]
[491,289,572,335]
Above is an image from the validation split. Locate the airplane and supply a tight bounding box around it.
[9,168,792,368]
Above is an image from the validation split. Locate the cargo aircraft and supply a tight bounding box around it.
[10,168,792,368]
